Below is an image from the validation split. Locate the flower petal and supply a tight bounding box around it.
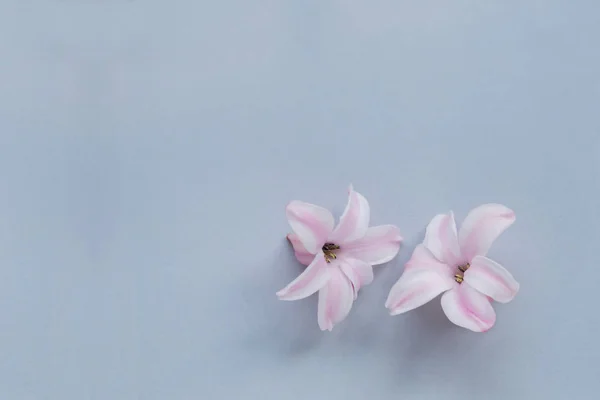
[404,244,454,277]
[385,269,454,315]
[423,212,462,266]
[464,256,519,303]
[339,257,374,298]
[286,201,335,254]
[276,253,330,301]
[341,225,402,266]
[317,268,355,331]
[441,284,497,332]
[458,203,516,260]
[287,233,316,266]
[328,186,370,244]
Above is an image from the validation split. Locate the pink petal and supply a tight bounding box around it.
[287,233,315,266]
[328,185,370,244]
[276,253,330,301]
[404,244,454,277]
[317,268,355,331]
[341,225,403,266]
[286,201,335,254]
[458,203,516,261]
[464,256,519,303]
[440,284,497,332]
[423,212,462,266]
[339,257,374,298]
[385,269,454,315]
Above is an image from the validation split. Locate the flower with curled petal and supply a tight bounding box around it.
[277,186,403,331]
[385,204,519,332]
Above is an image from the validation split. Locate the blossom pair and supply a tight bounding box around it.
[276,186,519,332]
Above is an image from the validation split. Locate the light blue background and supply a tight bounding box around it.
[1,1,598,399]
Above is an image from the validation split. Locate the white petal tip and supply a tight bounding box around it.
[499,210,516,223]
[497,285,520,304]
[386,301,405,315]
[319,323,333,332]
[449,321,493,333]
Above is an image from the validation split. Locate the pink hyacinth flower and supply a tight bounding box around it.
[385,204,519,332]
[277,186,403,331]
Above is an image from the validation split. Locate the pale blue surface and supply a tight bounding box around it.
[0,1,599,399]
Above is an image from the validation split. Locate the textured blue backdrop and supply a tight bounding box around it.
[0,1,598,399]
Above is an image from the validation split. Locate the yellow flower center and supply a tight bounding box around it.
[454,263,470,284]
[322,243,340,263]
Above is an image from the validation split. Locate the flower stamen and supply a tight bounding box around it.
[454,263,470,284]
[322,243,340,263]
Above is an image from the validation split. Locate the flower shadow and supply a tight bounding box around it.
[331,229,466,380]
[387,306,521,397]
[384,230,466,378]
[328,227,420,340]
[236,239,325,358]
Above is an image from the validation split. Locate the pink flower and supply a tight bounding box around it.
[385,204,519,332]
[277,186,403,331]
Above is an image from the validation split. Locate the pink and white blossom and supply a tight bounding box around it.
[277,186,402,331]
[385,204,519,332]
